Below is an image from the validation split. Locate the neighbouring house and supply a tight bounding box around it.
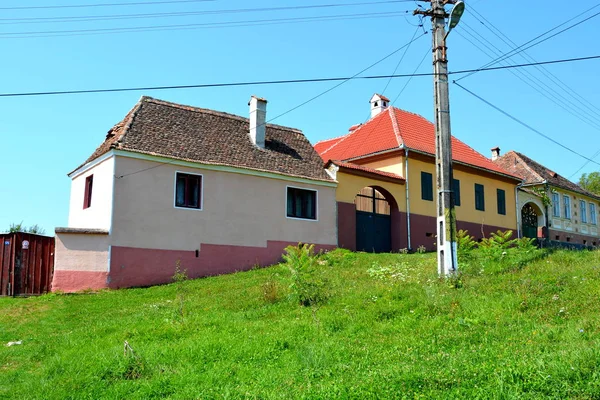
[53,96,337,292]
[315,94,523,252]
[493,149,600,247]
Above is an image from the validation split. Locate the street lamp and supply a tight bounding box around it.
[448,1,466,33]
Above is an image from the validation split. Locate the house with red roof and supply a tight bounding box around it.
[493,150,600,247]
[53,96,337,292]
[316,94,523,252]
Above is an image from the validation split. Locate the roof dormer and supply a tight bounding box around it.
[370,93,390,118]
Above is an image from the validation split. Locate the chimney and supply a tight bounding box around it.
[369,93,390,118]
[491,146,501,161]
[249,96,267,148]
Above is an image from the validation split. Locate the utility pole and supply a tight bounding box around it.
[415,0,464,276]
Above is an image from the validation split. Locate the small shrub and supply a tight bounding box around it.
[262,279,280,304]
[172,260,189,321]
[457,229,477,252]
[284,243,329,307]
[416,245,427,254]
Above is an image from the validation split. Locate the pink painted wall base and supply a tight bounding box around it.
[52,270,109,292]
[53,240,335,292]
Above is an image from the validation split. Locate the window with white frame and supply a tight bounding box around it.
[591,203,597,225]
[287,187,317,220]
[563,195,571,219]
[175,172,202,209]
[580,200,587,223]
[552,192,560,217]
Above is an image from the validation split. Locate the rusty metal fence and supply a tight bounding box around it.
[1,233,55,296]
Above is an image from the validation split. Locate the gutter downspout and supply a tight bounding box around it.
[404,148,412,250]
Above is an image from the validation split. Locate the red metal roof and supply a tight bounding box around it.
[316,107,520,179]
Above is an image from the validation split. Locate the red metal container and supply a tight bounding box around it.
[0,233,54,296]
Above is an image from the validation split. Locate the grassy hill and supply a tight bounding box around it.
[1,246,599,399]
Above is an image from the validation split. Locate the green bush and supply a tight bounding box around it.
[456,230,544,275]
[283,243,329,307]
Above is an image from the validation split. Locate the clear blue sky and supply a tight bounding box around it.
[1,0,599,234]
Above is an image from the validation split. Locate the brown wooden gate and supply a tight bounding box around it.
[0,233,55,296]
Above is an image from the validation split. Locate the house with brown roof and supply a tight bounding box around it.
[315,94,523,252]
[493,150,600,247]
[53,96,337,292]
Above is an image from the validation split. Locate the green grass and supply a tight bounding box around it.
[1,248,600,399]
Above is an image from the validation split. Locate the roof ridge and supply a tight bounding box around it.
[388,107,404,148]
[141,96,303,134]
[114,97,145,149]
[315,133,347,145]
[321,110,392,157]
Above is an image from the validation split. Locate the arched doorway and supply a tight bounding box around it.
[521,203,543,239]
[355,186,397,253]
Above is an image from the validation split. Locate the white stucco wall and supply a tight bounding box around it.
[67,156,115,230]
[109,155,338,250]
[54,233,110,272]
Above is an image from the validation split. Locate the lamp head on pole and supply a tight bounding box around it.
[448,1,465,33]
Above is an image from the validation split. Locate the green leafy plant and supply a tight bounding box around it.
[479,230,517,249]
[283,243,329,307]
[416,245,427,254]
[172,260,189,321]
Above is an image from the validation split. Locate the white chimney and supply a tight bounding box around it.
[491,146,501,161]
[249,96,267,148]
[369,93,390,118]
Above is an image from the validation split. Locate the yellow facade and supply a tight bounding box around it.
[334,170,406,210]
[544,186,600,239]
[353,152,518,230]
[360,155,403,175]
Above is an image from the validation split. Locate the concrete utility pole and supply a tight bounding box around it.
[415,0,464,276]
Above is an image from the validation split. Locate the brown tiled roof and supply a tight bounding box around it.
[328,160,405,183]
[494,151,600,201]
[75,96,332,182]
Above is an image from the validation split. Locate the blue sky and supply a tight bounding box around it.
[1,0,599,234]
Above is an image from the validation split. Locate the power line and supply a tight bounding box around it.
[0,11,412,38]
[453,82,600,169]
[379,25,420,97]
[468,5,600,119]
[569,149,600,179]
[0,1,414,25]
[1,54,597,98]
[458,22,600,130]
[462,5,600,178]
[266,31,428,124]
[456,3,600,82]
[0,0,216,10]
[391,45,430,106]
[117,32,426,179]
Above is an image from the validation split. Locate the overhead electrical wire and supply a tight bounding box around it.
[0,0,217,10]
[457,22,600,130]
[453,81,600,169]
[265,31,427,125]
[390,46,431,106]
[0,11,412,38]
[116,31,426,179]
[1,54,598,98]
[462,5,600,178]
[0,1,415,25]
[469,5,600,118]
[379,25,421,97]
[455,3,600,82]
